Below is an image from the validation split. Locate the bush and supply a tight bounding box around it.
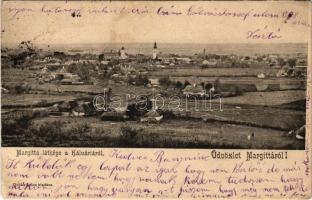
[200,82,205,88]
[76,66,90,82]
[128,74,149,86]
[120,126,138,139]
[38,99,49,107]
[184,80,191,88]
[214,78,221,89]
[175,81,183,89]
[14,84,31,94]
[119,126,141,146]
[159,76,171,86]
[99,54,104,61]
[37,121,63,137]
[126,99,151,119]
[159,110,176,119]
[67,64,91,81]
[2,111,35,137]
[136,74,149,86]
[287,58,297,68]
[16,113,33,129]
[70,123,91,136]
[205,83,213,90]
[32,110,49,118]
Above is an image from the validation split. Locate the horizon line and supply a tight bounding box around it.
[2,41,308,47]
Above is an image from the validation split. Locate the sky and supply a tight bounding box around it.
[1,1,311,46]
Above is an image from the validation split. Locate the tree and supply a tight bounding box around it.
[277,58,286,67]
[68,64,90,81]
[135,74,149,86]
[99,54,104,62]
[205,83,213,90]
[176,81,183,89]
[287,58,297,68]
[11,41,36,67]
[214,78,221,92]
[200,82,205,88]
[73,53,81,61]
[184,80,191,88]
[126,104,141,119]
[53,51,66,60]
[78,67,90,81]
[159,76,171,86]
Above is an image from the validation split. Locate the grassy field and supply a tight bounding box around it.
[211,90,306,106]
[149,67,280,77]
[171,105,304,131]
[169,76,305,85]
[1,94,85,108]
[31,83,152,96]
[1,115,304,149]
[1,68,38,83]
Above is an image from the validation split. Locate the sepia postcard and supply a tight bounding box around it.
[1,0,312,199]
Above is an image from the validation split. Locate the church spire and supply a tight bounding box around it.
[152,42,158,60]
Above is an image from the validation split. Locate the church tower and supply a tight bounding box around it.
[152,42,158,60]
[120,46,127,59]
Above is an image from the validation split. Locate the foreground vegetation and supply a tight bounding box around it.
[1,110,304,149]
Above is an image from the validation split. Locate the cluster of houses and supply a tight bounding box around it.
[5,40,308,87]
[38,66,84,85]
[47,89,165,123]
[200,53,307,69]
[3,40,308,73]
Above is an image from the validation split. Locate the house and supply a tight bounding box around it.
[182,84,206,97]
[101,60,110,65]
[156,64,166,68]
[112,74,119,78]
[44,56,61,63]
[48,71,83,84]
[40,66,48,74]
[276,69,288,77]
[1,87,9,94]
[140,110,163,123]
[45,66,83,84]
[103,51,119,60]
[48,104,62,116]
[175,57,192,64]
[76,59,97,64]
[71,102,97,117]
[295,65,307,68]
[29,65,43,71]
[149,78,160,87]
[257,73,266,79]
[60,76,82,85]
[269,60,278,66]
[101,111,128,121]
[45,63,62,69]
[57,101,72,112]
[295,125,305,140]
[202,59,217,67]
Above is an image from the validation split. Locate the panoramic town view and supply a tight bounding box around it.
[1,42,307,149]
